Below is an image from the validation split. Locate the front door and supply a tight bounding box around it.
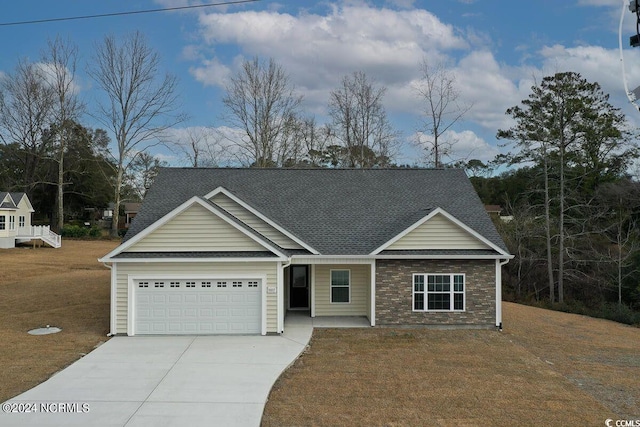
[289,265,309,309]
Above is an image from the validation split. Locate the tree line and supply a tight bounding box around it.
[1,32,639,322]
[0,32,463,236]
[471,72,640,322]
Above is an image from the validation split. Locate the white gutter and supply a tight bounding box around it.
[100,260,117,337]
[496,258,510,331]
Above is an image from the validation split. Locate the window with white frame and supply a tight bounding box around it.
[18,215,25,227]
[413,274,465,311]
[9,216,15,230]
[0,215,5,230]
[330,269,350,303]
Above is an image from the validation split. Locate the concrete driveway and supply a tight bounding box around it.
[0,318,313,427]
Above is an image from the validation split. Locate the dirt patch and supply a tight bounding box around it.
[0,240,119,402]
[263,303,639,426]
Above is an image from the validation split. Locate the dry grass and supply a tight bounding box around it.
[263,303,640,426]
[2,242,639,425]
[0,239,119,402]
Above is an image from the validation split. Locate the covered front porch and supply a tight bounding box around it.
[280,259,376,331]
[284,310,371,328]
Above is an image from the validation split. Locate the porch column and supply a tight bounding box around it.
[370,261,376,326]
[310,264,316,317]
[277,261,284,333]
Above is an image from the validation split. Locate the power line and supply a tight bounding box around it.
[0,0,261,27]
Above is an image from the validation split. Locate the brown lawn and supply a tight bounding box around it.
[2,242,639,426]
[0,239,118,402]
[262,304,639,426]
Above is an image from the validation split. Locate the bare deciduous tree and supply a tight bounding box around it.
[222,57,303,167]
[328,71,398,167]
[88,31,184,236]
[0,59,55,195]
[414,59,471,168]
[42,36,84,231]
[170,127,223,167]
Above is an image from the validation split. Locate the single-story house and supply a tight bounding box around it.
[0,192,61,249]
[99,168,512,336]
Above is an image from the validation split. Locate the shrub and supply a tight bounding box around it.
[61,225,105,239]
[88,227,102,238]
[60,225,88,238]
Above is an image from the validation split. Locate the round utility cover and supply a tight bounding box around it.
[28,327,62,335]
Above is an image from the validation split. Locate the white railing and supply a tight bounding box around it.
[16,225,62,248]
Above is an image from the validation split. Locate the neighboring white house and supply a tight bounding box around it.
[0,192,61,249]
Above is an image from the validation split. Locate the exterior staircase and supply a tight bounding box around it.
[16,225,62,248]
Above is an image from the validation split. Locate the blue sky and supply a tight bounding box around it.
[1,0,639,166]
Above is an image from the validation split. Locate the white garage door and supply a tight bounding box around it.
[135,278,261,335]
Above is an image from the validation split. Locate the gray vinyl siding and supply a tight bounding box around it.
[210,193,304,250]
[127,203,266,252]
[314,264,369,316]
[388,213,490,250]
[114,261,278,334]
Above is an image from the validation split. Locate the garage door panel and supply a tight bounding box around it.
[135,278,261,335]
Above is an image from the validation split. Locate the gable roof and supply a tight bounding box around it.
[122,168,509,256]
[102,196,288,261]
[0,192,33,212]
[0,192,18,210]
[371,207,505,255]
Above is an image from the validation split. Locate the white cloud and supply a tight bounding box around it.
[185,1,640,156]
[452,51,524,130]
[413,129,500,165]
[193,4,467,91]
[189,57,232,87]
[160,125,251,166]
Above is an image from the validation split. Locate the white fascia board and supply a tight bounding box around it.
[370,207,510,257]
[206,186,320,255]
[99,196,287,261]
[289,253,514,264]
[101,257,287,263]
[374,254,514,260]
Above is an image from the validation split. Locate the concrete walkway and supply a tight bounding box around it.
[0,318,314,427]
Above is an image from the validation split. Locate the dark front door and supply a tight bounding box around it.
[289,265,309,309]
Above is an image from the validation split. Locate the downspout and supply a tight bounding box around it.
[101,261,116,337]
[496,258,510,331]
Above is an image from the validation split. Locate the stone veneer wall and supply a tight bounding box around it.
[375,259,496,328]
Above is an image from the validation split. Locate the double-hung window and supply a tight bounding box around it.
[413,274,465,311]
[0,215,5,230]
[9,216,15,230]
[18,216,25,228]
[330,269,350,303]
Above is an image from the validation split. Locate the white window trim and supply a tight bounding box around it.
[412,273,466,312]
[18,215,25,227]
[330,269,351,304]
[0,215,5,230]
[9,215,15,230]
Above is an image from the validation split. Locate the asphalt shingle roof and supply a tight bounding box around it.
[123,168,509,256]
[0,192,18,210]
